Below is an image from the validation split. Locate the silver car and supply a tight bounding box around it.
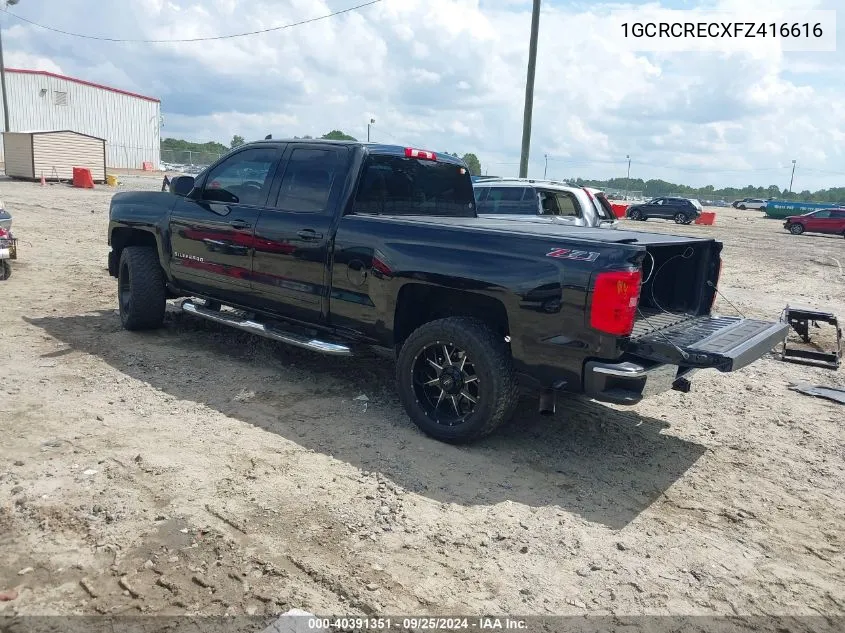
[473,178,618,228]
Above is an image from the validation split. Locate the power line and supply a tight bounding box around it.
[0,0,383,43]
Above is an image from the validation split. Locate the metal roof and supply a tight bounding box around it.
[6,68,160,103]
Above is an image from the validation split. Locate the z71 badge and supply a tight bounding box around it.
[546,248,600,262]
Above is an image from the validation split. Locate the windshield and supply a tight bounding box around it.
[352,154,476,217]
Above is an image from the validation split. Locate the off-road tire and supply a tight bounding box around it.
[396,317,519,444]
[789,223,804,235]
[674,212,688,224]
[0,260,10,281]
[118,246,166,330]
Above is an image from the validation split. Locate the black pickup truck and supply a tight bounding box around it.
[107,140,787,443]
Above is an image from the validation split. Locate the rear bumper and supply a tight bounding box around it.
[584,359,696,405]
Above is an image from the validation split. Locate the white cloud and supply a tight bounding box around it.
[3,0,844,190]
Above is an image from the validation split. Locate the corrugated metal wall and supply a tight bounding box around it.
[0,71,160,170]
[3,133,34,178]
[33,132,106,181]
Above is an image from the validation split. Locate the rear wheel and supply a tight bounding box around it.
[118,246,167,330]
[674,212,688,224]
[396,317,519,444]
[0,260,10,281]
[789,223,804,235]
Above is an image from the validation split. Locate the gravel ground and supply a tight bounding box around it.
[0,175,843,621]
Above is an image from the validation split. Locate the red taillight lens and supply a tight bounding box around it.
[590,270,642,336]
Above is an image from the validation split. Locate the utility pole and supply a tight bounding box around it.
[543,154,548,179]
[623,155,631,200]
[0,0,19,133]
[518,0,541,179]
[367,118,375,142]
[788,159,796,193]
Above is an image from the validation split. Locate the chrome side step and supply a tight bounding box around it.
[180,299,353,356]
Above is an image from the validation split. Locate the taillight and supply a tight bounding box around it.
[582,187,595,202]
[590,270,642,336]
[405,148,437,161]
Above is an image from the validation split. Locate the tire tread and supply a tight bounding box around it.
[120,246,166,330]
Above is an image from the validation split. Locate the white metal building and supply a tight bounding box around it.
[0,69,161,170]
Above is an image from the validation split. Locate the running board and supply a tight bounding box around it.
[180,300,353,356]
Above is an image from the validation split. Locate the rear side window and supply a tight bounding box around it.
[539,191,580,217]
[274,148,345,213]
[831,210,845,218]
[352,155,475,217]
[486,187,526,202]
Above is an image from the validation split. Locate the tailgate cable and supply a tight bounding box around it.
[705,281,746,318]
[635,307,690,361]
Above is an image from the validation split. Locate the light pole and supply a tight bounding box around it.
[518,0,541,178]
[0,0,20,133]
[788,159,796,194]
[543,154,548,179]
[367,118,375,142]
[623,155,631,200]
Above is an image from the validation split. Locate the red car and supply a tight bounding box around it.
[783,208,845,236]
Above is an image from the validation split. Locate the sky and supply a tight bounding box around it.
[2,0,843,191]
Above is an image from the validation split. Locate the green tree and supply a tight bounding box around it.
[161,137,228,155]
[230,135,245,149]
[461,153,482,176]
[321,130,357,141]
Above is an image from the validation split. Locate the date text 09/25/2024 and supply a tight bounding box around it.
[306,617,528,630]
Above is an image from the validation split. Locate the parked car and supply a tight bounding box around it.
[783,208,845,236]
[472,178,618,228]
[0,203,10,231]
[625,197,701,224]
[107,139,787,443]
[732,198,767,210]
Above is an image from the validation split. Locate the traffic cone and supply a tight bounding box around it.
[40,173,46,186]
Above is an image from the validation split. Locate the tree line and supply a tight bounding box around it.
[161,131,483,175]
[564,176,845,204]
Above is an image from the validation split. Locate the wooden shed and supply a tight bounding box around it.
[3,130,106,182]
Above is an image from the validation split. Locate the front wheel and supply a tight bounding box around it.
[789,223,804,235]
[739,205,747,210]
[118,246,167,330]
[0,260,10,281]
[628,209,643,221]
[396,317,519,444]
[674,212,688,224]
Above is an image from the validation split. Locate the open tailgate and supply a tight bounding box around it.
[627,315,788,371]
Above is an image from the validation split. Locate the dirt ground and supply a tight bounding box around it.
[1,175,843,621]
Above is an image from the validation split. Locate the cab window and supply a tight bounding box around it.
[201,147,278,206]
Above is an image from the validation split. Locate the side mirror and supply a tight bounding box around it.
[169,175,195,197]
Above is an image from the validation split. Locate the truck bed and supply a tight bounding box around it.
[631,309,696,340]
